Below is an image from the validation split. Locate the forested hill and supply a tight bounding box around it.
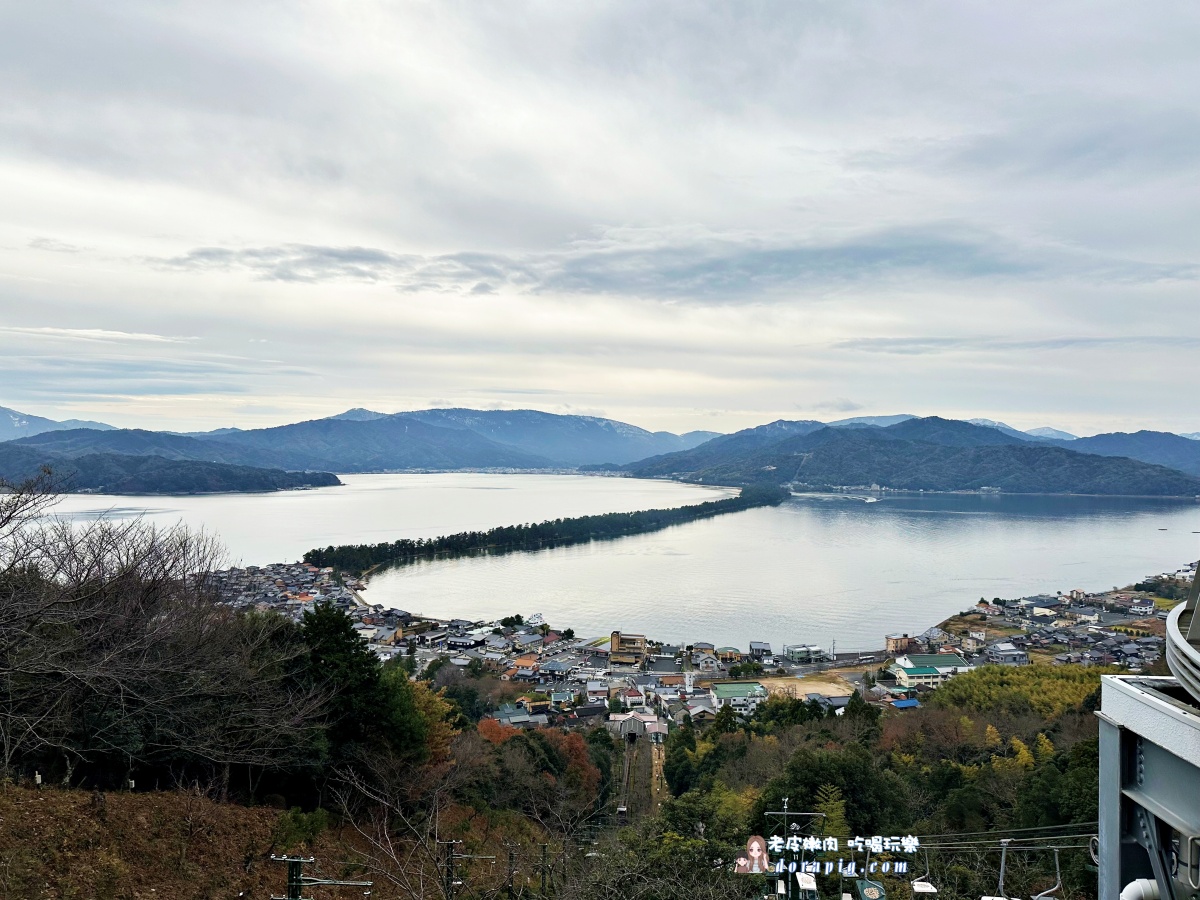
[304,484,790,574]
[1052,429,1200,477]
[621,417,1200,496]
[0,442,340,494]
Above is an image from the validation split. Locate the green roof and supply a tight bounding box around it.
[712,682,767,699]
[898,666,940,676]
[906,653,969,668]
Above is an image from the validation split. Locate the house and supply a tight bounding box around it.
[1068,606,1102,624]
[539,659,570,680]
[784,645,826,663]
[806,693,851,716]
[683,701,716,725]
[748,642,772,660]
[985,642,1030,666]
[1130,601,1156,617]
[571,703,608,723]
[710,681,769,715]
[550,690,577,708]
[586,681,609,704]
[481,651,508,672]
[513,632,544,652]
[620,688,645,709]
[717,647,743,663]
[694,655,721,674]
[513,654,540,680]
[485,634,512,652]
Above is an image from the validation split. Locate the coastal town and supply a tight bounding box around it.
[206,556,1193,739]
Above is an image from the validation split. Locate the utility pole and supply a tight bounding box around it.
[439,839,494,900]
[269,855,372,900]
[507,847,517,900]
[439,840,463,900]
[540,844,549,896]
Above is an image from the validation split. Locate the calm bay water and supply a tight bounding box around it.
[46,473,735,565]
[48,475,1200,652]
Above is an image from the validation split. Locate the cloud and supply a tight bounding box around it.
[149,225,1197,302]
[806,398,864,413]
[833,335,1200,355]
[0,326,196,344]
[29,237,84,253]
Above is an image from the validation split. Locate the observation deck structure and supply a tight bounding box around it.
[1098,567,1200,900]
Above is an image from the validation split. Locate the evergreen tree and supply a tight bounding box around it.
[813,783,849,838]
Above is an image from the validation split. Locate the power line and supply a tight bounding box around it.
[909,822,1097,840]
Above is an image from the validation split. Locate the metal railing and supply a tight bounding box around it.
[1165,566,1200,704]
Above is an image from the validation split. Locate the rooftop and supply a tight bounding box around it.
[711,681,768,699]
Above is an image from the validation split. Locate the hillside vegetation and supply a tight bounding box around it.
[0,787,359,900]
[0,443,340,493]
[626,417,1200,495]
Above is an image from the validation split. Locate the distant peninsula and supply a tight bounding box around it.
[0,443,340,494]
[304,484,789,574]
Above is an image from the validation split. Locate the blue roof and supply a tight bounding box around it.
[892,698,921,709]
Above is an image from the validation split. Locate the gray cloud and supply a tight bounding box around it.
[833,335,1200,355]
[151,225,1196,301]
[29,237,85,253]
[806,398,864,413]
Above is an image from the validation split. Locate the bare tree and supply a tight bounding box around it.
[0,476,328,787]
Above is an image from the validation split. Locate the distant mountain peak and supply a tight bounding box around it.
[826,414,916,428]
[0,404,114,442]
[967,418,1036,441]
[327,407,389,421]
[1026,426,1077,440]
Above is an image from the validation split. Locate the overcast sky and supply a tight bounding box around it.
[2,2,1198,436]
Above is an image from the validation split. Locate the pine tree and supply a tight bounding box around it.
[813,783,849,837]
[984,724,1002,747]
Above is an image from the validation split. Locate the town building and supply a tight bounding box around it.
[709,681,769,715]
[610,630,647,665]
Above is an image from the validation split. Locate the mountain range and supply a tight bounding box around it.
[614,416,1200,496]
[6,403,1200,495]
[6,408,721,473]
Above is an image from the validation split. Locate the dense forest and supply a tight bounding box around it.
[304,484,791,574]
[0,443,341,493]
[1,472,1107,899]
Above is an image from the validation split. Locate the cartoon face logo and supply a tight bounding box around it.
[863,886,883,899]
[735,835,772,874]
